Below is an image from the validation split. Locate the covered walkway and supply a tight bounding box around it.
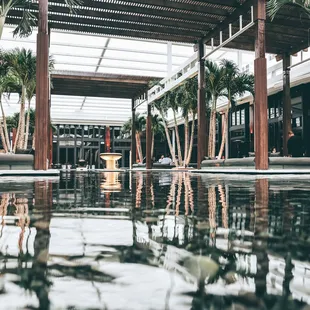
[6,0,310,170]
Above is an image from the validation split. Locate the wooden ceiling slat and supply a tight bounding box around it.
[6,0,310,56]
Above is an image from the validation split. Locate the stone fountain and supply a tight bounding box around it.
[100,153,122,191]
[100,153,122,170]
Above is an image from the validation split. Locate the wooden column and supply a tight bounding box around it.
[34,0,49,170]
[197,41,206,169]
[146,103,152,169]
[131,99,136,168]
[282,53,291,156]
[254,0,268,170]
[105,126,111,152]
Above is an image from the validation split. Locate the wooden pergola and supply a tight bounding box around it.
[7,0,310,170]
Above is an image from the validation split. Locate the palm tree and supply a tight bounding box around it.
[217,60,254,159]
[24,80,35,149]
[0,0,81,39]
[153,96,177,165]
[167,91,183,166]
[178,77,198,166]
[205,60,226,159]
[121,113,146,163]
[6,48,36,151]
[267,0,310,20]
[150,114,165,159]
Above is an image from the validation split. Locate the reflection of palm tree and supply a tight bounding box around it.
[135,172,143,208]
[208,186,217,231]
[175,173,183,216]
[14,197,30,253]
[166,173,178,215]
[0,193,9,236]
[184,173,194,214]
[218,184,228,229]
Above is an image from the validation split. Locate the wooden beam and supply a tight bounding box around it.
[282,53,291,157]
[51,74,154,84]
[146,103,152,169]
[34,0,49,170]
[254,0,268,170]
[131,99,136,168]
[197,41,206,169]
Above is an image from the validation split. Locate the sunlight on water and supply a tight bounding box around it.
[0,172,310,309]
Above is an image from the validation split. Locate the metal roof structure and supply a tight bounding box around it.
[6,0,310,55]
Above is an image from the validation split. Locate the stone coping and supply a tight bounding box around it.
[202,157,310,168]
[0,169,60,176]
[192,168,310,175]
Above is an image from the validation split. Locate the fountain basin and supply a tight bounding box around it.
[100,153,122,170]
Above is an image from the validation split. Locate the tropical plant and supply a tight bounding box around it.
[121,113,146,163]
[167,90,183,166]
[150,114,165,159]
[0,0,81,39]
[5,48,36,151]
[153,96,177,165]
[267,0,310,20]
[177,77,198,166]
[217,60,254,159]
[24,79,35,149]
[0,49,19,152]
[205,60,226,159]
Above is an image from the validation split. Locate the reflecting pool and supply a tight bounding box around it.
[1,172,310,309]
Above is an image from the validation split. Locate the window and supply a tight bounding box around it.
[275,107,279,117]
[236,111,240,125]
[232,112,236,126]
[296,117,301,127]
[241,109,245,125]
[270,107,275,119]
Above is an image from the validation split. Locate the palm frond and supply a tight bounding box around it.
[13,9,36,38]
[267,0,310,20]
[63,0,83,13]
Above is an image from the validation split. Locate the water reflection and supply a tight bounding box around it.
[0,173,310,309]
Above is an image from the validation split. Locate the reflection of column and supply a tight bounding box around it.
[253,178,269,298]
[32,180,52,309]
[105,126,111,153]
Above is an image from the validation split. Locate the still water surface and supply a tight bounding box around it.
[0,172,310,309]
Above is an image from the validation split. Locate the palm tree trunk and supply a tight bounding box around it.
[217,101,230,159]
[24,99,31,149]
[183,115,189,167]
[17,86,26,149]
[0,121,8,152]
[0,97,9,152]
[211,107,217,158]
[173,111,183,166]
[151,133,154,159]
[208,111,214,158]
[186,113,196,165]
[0,15,6,40]
[32,129,35,150]
[159,111,177,165]
[135,132,143,163]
